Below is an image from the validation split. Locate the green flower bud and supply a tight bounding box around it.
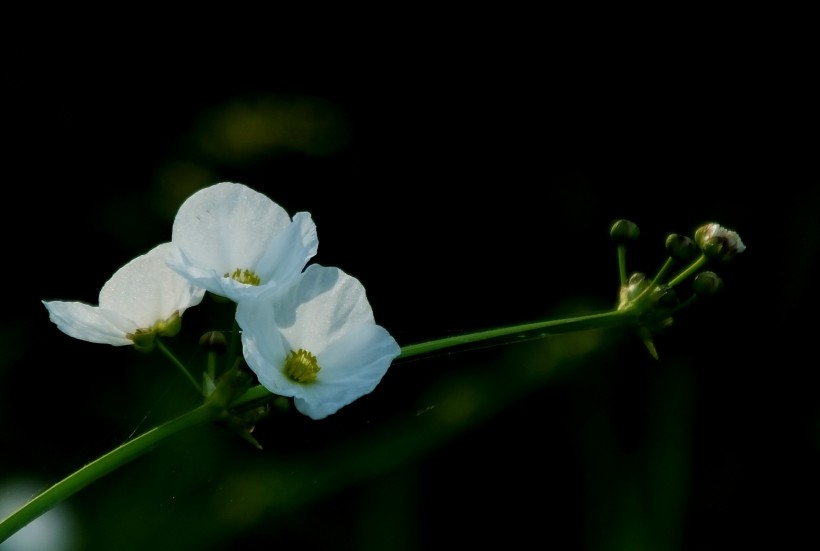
[665,234,698,262]
[618,272,649,311]
[692,271,724,297]
[694,223,746,262]
[199,331,228,354]
[610,219,640,244]
[651,284,678,308]
[626,272,648,296]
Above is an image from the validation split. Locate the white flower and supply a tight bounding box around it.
[694,222,746,261]
[236,264,401,420]
[166,182,318,303]
[43,243,205,350]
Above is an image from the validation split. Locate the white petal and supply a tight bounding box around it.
[42,301,134,346]
[99,243,205,328]
[274,265,376,353]
[171,182,292,276]
[236,264,400,420]
[254,211,319,289]
[294,324,401,419]
[165,245,226,297]
[236,297,291,395]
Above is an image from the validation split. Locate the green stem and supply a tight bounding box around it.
[207,352,216,382]
[617,244,628,287]
[650,257,676,289]
[232,309,635,411]
[0,401,224,543]
[226,318,241,373]
[396,309,630,359]
[155,339,201,394]
[0,307,637,542]
[631,257,676,305]
[666,254,708,288]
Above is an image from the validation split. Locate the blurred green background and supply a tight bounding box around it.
[2,39,816,550]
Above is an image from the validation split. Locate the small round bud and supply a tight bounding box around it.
[272,396,291,412]
[694,223,746,262]
[199,331,228,354]
[651,284,679,308]
[618,272,649,310]
[628,272,646,286]
[692,271,724,297]
[665,234,698,262]
[610,219,640,244]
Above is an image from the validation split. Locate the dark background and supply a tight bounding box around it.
[2,31,816,550]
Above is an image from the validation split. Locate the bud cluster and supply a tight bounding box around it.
[610,219,745,358]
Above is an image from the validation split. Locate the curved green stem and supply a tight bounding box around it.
[0,401,224,543]
[0,308,636,542]
[156,339,201,394]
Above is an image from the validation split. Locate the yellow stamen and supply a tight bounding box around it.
[284,349,320,383]
[225,268,261,286]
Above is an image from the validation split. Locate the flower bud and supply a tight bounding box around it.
[651,284,679,308]
[692,271,724,297]
[618,272,649,310]
[610,219,640,244]
[199,331,228,354]
[694,223,746,262]
[665,234,698,262]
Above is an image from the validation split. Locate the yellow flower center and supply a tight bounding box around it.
[284,349,321,383]
[225,268,261,286]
